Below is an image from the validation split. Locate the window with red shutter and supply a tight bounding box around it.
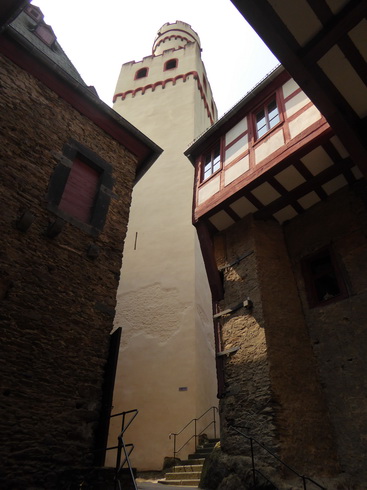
[58,158,100,224]
[47,139,114,236]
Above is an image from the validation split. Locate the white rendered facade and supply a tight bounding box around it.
[107,21,218,471]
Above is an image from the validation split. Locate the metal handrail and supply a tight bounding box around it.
[108,409,139,490]
[231,425,326,490]
[169,406,218,459]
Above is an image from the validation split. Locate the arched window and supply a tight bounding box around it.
[135,67,148,80]
[164,59,178,71]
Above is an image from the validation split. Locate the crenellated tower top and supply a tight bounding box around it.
[152,21,201,56]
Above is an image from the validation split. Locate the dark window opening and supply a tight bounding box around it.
[302,248,348,307]
[203,142,221,181]
[164,59,177,70]
[255,98,280,139]
[135,67,148,79]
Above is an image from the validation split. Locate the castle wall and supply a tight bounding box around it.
[284,182,367,480]
[0,53,137,487]
[215,211,339,477]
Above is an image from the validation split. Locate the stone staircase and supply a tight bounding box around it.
[159,438,219,487]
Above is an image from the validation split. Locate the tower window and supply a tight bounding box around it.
[254,98,280,139]
[202,143,221,181]
[301,248,348,307]
[135,67,148,80]
[164,59,178,71]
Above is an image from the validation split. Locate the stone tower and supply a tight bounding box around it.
[107,22,219,470]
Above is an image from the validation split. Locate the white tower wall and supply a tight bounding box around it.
[107,21,218,471]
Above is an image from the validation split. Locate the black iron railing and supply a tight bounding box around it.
[106,409,139,490]
[230,425,326,490]
[169,406,218,460]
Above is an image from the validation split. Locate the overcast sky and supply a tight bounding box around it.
[32,0,279,117]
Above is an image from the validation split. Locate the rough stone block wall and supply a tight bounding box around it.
[214,217,276,457]
[0,54,137,487]
[285,182,367,481]
[215,213,338,479]
[253,219,338,475]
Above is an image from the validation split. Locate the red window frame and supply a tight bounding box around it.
[135,67,148,80]
[164,59,178,71]
[202,142,221,182]
[253,96,280,140]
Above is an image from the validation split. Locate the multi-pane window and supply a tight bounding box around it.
[255,99,280,138]
[203,143,221,181]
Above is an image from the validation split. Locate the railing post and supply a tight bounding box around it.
[213,407,217,439]
[173,434,177,460]
[302,476,307,490]
[194,418,197,451]
[250,438,256,487]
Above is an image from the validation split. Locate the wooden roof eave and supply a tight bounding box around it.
[230,0,367,180]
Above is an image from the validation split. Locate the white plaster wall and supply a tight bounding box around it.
[254,130,285,165]
[198,175,221,205]
[224,135,249,166]
[288,105,322,139]
[225,155,250,186]
[107,39,218,470]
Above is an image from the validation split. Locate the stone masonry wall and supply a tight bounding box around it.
[284,182,367,482]
[253,219,338,476]
[0,54,137,487]
[215,213,338,480]
[214,216,276,457]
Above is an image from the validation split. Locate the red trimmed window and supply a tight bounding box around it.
[164,59,178,71]
[58,158,100,224]
[202,143,221,181]
[302,248,348,307]
[254,98,280,139]
[135,67,148,79]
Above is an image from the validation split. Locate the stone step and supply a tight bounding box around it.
[158,478,200,486]
[194,447,213,454]
[165,471,202,480]
[172,464,203,473]
[188,451,211,459]
[182,458,205,465]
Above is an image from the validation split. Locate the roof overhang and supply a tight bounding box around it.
[0,23,162,182]
[0,0,29,30]
[230,0,367,179]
